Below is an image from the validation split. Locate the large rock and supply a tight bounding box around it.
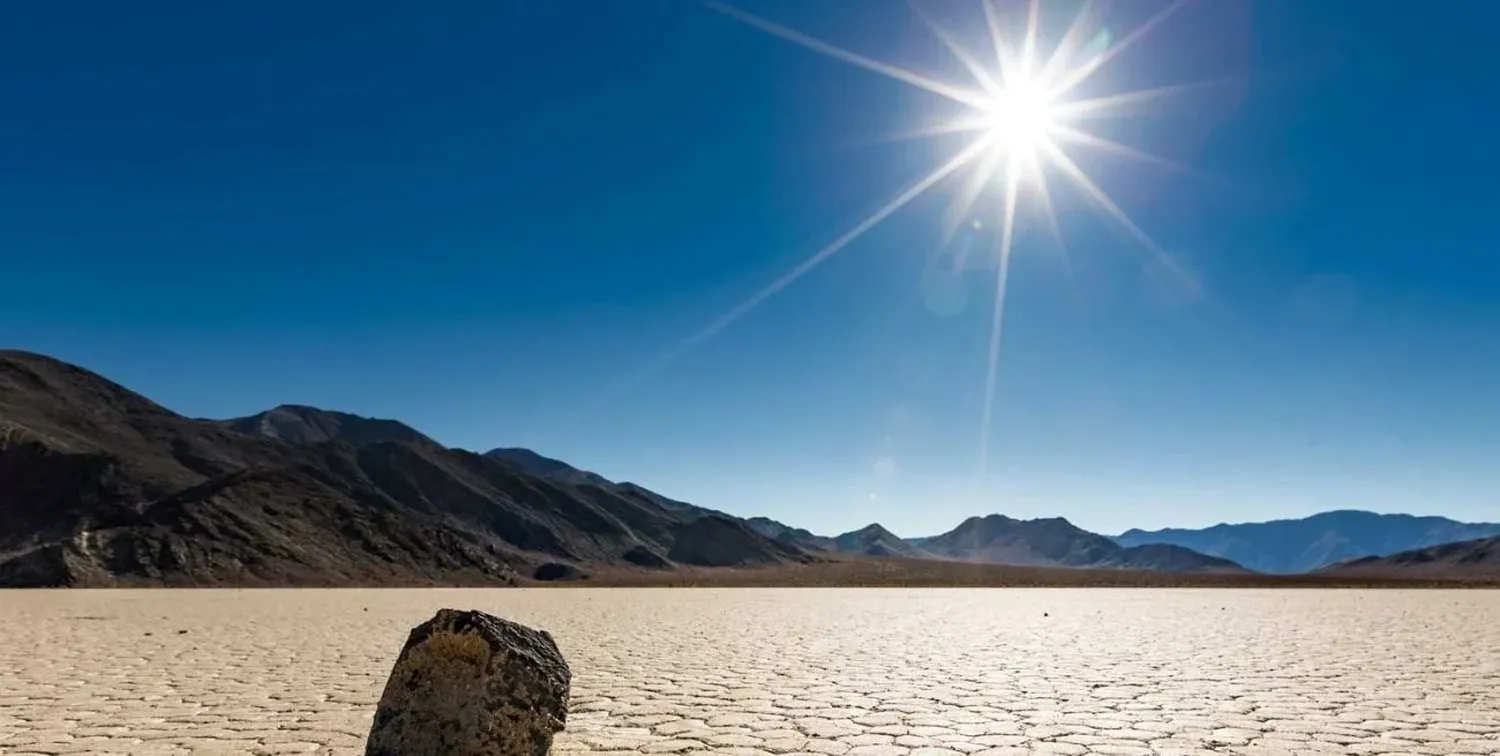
[365,609,571,756]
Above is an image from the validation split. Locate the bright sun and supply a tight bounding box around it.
[978,82,1058,162]
[615,0,1203,477]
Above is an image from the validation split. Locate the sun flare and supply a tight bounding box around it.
[608,1,1201,477]
[976,81,1059,168]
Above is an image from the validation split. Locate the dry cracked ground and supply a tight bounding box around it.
[1,589,1497,756]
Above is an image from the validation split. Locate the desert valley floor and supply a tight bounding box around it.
[1,589,1497,756]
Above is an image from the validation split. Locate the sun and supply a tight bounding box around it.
[977,80,1059,165]
[601,0,1201,477]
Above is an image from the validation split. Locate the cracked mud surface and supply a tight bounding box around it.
[1,588,1497,755]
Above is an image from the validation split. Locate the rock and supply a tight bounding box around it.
[365,609,571,756]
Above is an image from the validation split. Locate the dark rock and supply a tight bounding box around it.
[0,542,99,587]
[532,562,582,581]
[365,609,570,756]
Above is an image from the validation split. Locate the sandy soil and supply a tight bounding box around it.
[1,588,1497,755]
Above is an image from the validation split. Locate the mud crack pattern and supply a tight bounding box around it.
[1,588,1497,755]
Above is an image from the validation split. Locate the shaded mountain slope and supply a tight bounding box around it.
[0,350,811,587]
[921,514,1243,572]
[1114,510,1500,573]
[483,447,615,489]
[1320,534,1500,578]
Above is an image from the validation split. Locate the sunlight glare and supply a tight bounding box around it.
[598,1,1201,475]
[976,80,1058,164]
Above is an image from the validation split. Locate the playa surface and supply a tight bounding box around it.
[1,588,1496,755]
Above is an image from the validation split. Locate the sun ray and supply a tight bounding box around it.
[1020,0,1042,79]
[600,136,994,401]
[1049,124,1187,172]
[864,114,995,146]
[944,147,1006,248]
[705,1,990,109]
[1050,0,1190,99]
[1041,139,1199,294]
[1028,160,1085,305]
[1054,79,1218,120]
[1036,0,1102,90]
[978,157,1024,476]
[981,0,1010,80]
[908,1,1002,95]
[616,0,1201,477]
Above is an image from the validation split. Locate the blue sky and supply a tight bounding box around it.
[3,0,1497,537]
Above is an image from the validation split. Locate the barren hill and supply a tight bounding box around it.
[0,350,812,587]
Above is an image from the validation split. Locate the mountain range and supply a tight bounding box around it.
[483,443,1240,572]
[2,349,1495,586]
[0,350,812,587]
[1320,534,1500,578]
[1114,511,1500,574]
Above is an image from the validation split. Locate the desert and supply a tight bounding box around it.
[3,588,1498,755]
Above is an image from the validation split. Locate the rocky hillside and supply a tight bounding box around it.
[0,350,813,587]
[1114,510,1500,574]
[919,514,1244,572]
[483,447,615,489]
[1319,534,1500,579]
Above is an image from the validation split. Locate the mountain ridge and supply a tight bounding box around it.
[474,453,1239,571]
[920,514,1245,572]
[0,350,814,587]
[1320,534,1500,578]
[27,350,1480,584]
[1114,510,1500,573]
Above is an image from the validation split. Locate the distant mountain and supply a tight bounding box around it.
[0,350,812,587]
[831,523,937,559]
[921,514,1243,572]
[745,517,837,550]
[1320,534,1500,579]
[1114,510,1500,574]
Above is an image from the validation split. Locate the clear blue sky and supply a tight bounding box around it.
[3,1,1497,536]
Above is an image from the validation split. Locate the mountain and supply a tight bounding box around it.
[482,448,614,489]
[1320,534,1500,579]
[744,517,835,550]
[485,449,824,544]
[1114,510,1500,574]
[830,523,937,559]
[220,405,431,447]
[473,451,948,561]
[0,350,812,587]
[920,514,1244,572]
